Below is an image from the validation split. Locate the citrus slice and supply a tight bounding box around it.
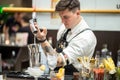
[40,65,46,71]
[56,68,65,79]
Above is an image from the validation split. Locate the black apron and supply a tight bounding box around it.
[55,28,91,75]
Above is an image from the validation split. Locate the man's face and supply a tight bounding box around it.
[59,9,80,29]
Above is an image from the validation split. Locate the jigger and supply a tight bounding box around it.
[28,44,41,67]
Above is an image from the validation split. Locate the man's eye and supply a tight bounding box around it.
[63,16,69,19]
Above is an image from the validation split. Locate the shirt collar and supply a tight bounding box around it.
[70,17,90,34]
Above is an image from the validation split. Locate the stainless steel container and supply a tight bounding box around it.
[28,44,41,67]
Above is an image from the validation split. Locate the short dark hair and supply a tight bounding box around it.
[55,0,80,12]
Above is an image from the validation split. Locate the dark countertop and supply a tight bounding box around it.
[5,71,73,80]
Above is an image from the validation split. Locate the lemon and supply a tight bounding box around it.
[40,65,46,71]
[56,68,65,79]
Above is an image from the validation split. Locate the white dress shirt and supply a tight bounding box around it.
[57,17,97,71]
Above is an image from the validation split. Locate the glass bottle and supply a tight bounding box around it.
[117,48,120,67]
[95,51,101,68]
[0,53,2,72]
[106,52,116,80]
[101,44,109,58]
[116,47,120,80]
[106,51,112,58]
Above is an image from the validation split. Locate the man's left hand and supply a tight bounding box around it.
[57,54,64,67]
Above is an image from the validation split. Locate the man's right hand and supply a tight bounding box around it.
[30,22,47,41]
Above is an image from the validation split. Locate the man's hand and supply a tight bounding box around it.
[36,26,47,41]
[57,54,64,67]
[30,22,47,41]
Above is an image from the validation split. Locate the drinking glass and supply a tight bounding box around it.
[116,67,120,80]
[46,54,57,80]
[34,75,38,80]
[47,54,57,71]
[93,68,104,80]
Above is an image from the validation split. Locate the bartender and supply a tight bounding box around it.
[31,0,97,75]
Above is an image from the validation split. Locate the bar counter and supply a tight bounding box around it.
[5,72,73,80]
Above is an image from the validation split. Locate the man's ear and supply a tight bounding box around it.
[76,10,80,15]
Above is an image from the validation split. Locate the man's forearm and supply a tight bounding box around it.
[41,40,56,55]
[40,40,66,67]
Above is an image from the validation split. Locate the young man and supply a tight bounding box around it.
[31,0,97,75]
